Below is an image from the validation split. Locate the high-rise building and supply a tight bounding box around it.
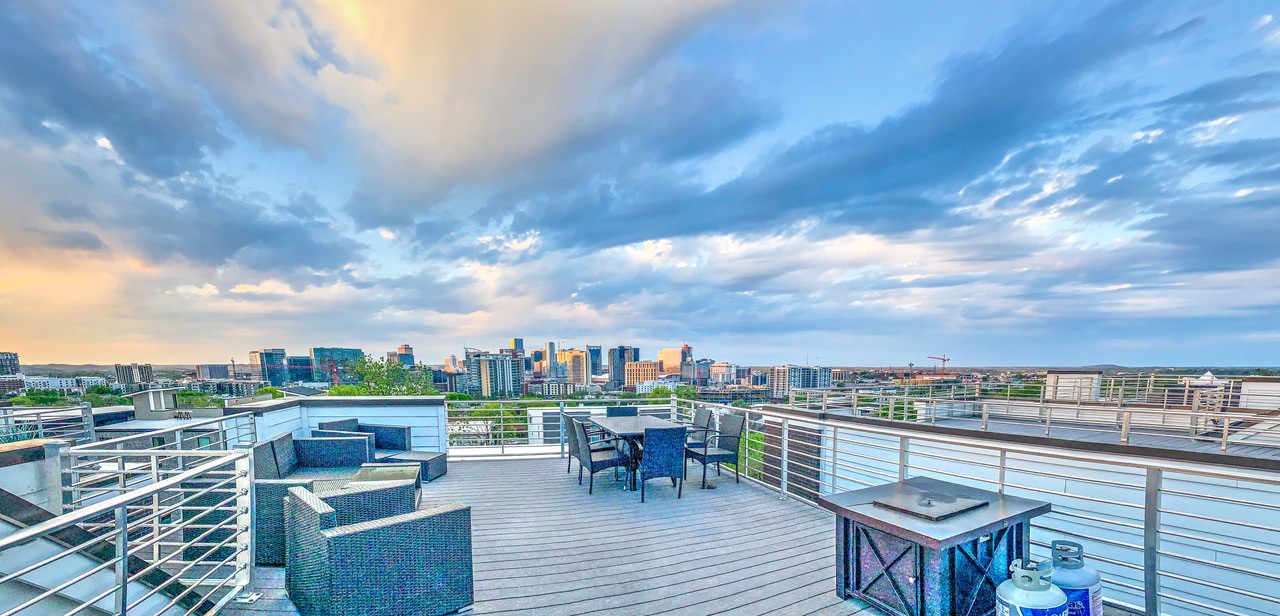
[310,347,364,384]
[464,348,522,398]
[286,356,312,382]
[625,360,660,388]
[557,348,590,386]
[682,358,714,387]
[710,362,739,385]
[248,348,288,387]
[510,338,524,352]
[195,364,232,380]
[114,363,154,384]
[0,351,20,375]
[607,346,640,389]
[768,365,833,399]
[387,344,415,367]
[681,342,693,364]
[587,345,602,376]
[658,348,683,375]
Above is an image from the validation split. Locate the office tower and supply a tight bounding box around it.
[387,344,415,367]
[681,342,692,364]
[286,356,312,382]
[195,364,232,380]
[248,348,288,387]
[587,345,602,376]
[115,363,154,384]
[768,365,833,398]
[710,362,739,385]
[464,349,522,398]
[658,348,683,375]
[607,346,640,389]
[0,351,19,375]
[625,360,660,388]
[557,348,589,385]
[510,338,524,352]
[310,347,365,384]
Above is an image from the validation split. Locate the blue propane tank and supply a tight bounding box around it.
[1048,540,1103,616]
[996,559,1069,616]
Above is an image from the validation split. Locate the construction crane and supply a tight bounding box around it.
[927,355,950,374]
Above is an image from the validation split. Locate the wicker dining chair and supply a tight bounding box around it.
[635,426,688,502]
[685,412,746,488]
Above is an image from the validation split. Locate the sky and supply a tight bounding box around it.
[1,1,1279,368]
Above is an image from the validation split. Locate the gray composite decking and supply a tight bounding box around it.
[222,456,873,616]
[927,416,1280,460]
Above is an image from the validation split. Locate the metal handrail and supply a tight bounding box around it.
[0,453,245,549]
[74,411,257,451]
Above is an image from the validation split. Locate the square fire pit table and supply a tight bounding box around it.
[818,476,1051,616]
[381,450,448,482]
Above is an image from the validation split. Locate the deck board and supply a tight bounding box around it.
[224,456,867,616]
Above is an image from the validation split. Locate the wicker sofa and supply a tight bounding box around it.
[251,432,372,565]
[284,480,473,616]
[314,418,411,460]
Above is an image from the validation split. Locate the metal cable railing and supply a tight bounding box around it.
[0,404,95,444]
[671,397,1280,616]
[0,450,252,615]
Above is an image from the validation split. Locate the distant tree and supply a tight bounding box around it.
[674,385,698,400]
[646,386,673,399]
[82,393,130,407]
[327,384,366,396]
[349,356,440,396]
[176,390,223,408]
[445,391,474,401]
[84,384,115,395]
[15,389,70,406]
[731,399,749,409]
[256,386,284,399]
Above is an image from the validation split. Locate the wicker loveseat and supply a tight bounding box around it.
[284,480,474,616]
[250,432,371,565]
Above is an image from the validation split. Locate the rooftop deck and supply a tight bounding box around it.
[226,457,872,616]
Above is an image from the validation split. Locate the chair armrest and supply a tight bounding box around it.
[295,437,370,468]
[358,423,412,451]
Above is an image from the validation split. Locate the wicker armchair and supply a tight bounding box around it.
[315,418,412,461]
[250,432,372,565]
[685,413,746,488]
[572,418,626,494]
[635,426,687,502]
[565,417,615,474]
[284,481,473,616]
[677,407,714,449]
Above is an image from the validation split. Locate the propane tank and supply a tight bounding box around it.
[996,559,1069,616]
[1047,541,1103,616]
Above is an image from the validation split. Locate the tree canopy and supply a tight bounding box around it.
[256,386,284,399]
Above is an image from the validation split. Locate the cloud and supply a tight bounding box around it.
[0,3,227,178]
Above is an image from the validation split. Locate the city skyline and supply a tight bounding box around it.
[2,2,1279,366]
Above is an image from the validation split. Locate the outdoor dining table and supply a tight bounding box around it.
[591,415,682,491]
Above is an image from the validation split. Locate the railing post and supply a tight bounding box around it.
[828,426,839,494]
[43,441,70,515]
[1044,405,1053,437]
[779,418,789,500]
[36,413,45,439]
[114,506,129,615]
[981,403,990,431]
[79,402,96,443]
[788,389,795,408]
[1144,468,1163,616]
[558,402,566,458]
[897,436,909,481]
[821,391,828,414]
[235,452,254,589]
[1189,389,1201,437]
[1221,414,1231,452]
[997,450,1007,494]
[1120,410,1132,445]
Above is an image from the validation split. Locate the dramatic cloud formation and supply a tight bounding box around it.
[0,0,1278,366]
